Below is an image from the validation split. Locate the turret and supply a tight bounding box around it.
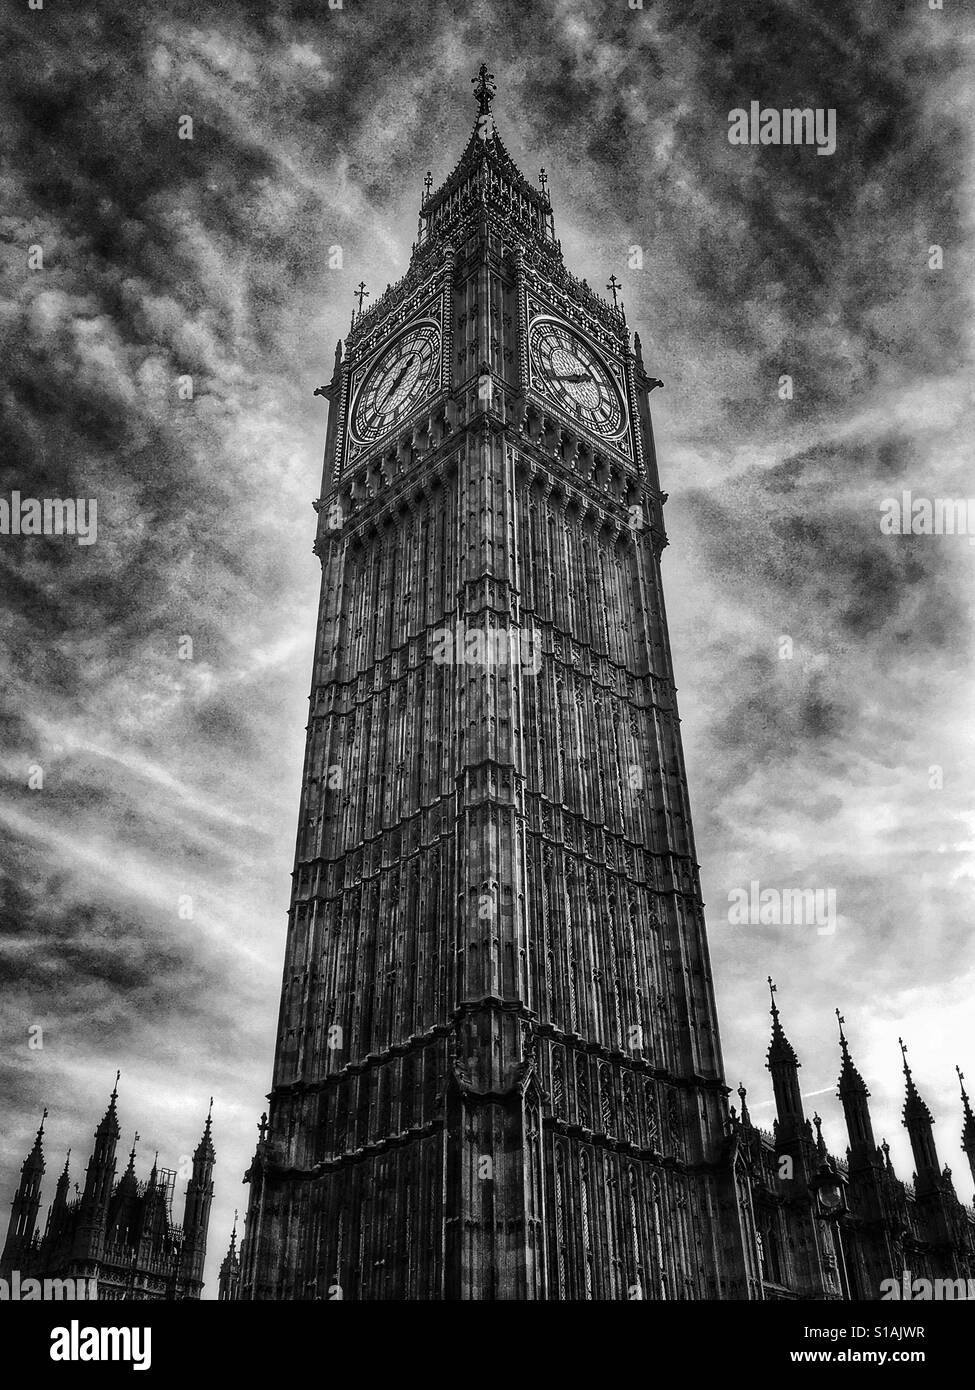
[140,1153,172,1252]
[957,1066,975,1189]
[1,1109,47,1273]
[899,1040,941,1197]
[107,1135,140,1246]
[765,979,806,1146]
[75,1072,122,1260]
[43,1150,73,1248]
[181,1100,216,1294]
[218,1210,241,1301]
[835,1010,877,1167]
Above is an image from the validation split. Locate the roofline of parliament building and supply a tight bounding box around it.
[2,1077,215,1300]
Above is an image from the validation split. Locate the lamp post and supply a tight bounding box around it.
[810,1159,852,1300]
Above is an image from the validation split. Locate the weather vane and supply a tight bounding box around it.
[767,976,779,1016]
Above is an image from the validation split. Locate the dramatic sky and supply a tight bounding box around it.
[1,1,973,1295]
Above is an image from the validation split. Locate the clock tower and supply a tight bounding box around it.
[238,66,753,1300]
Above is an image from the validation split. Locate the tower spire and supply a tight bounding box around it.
[241,83,748,1303]
[45,1145,74,1244]
[79,1071,122,1237]
[218,1209,241,1301]
[181,1100,217,1296]
[2,1109,48,1265]
[899,1039,941,1194]
[899,1038,930,1120]
[194,1097,216,1163]
[96,1071,122,1138]
[765,979,805,1148]
[31,1107,48,1161]
[471,62,496,117]
[834,1009,876,1165]
[766,977,798,1065]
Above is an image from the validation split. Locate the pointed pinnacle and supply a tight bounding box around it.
[471,63,496,116]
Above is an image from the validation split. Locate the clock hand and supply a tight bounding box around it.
[551,372,593,383]
[384,358,413,401]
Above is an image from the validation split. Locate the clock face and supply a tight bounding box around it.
[352,323,441,442]
[529,320,625,438]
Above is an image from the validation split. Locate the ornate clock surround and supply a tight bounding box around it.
[523,288,635,462]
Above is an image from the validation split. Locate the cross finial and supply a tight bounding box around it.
[538,167,548,194]
[353,281,369,315]
[423,170,433,199]
[607,274,622,309]
[472,63,496,116]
